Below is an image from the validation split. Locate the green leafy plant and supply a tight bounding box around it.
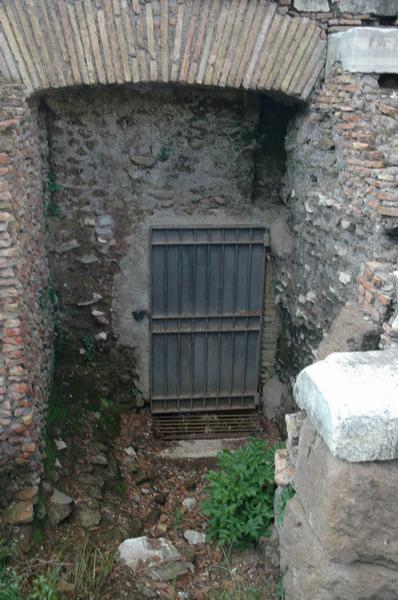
[201,438,281,547]
[275,484,295,527]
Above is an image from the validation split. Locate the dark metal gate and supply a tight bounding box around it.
[151,226,267,416]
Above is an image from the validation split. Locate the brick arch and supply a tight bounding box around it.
[0,0,325,101]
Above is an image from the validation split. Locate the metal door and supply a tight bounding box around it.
[151,226,267,414]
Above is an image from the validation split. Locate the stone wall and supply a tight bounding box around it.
[277,0,398,31]
[43,85,288,403]
[274,65,398,375]
[0,82,50,490]
[277,349,398,599]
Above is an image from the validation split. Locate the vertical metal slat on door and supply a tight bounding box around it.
[151,226,266,414]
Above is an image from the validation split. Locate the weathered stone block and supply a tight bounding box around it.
[285,411,306,468]
[316,304,379,360]
[295,418,398,567]
[280,494,398,600]
[262,377,295,428]
[338,0,398,15]
[293,0,330,10]
[327,28,398,75]
[294,349,398,462]
[269,213,295,259]
[274,449,293,487]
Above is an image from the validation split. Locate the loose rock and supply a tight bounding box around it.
[78,508,102,529]
[184,530,206,545]
[1,501,34,525]
[148,561,194,581]
[118,537,181,569]
[183,497,197,510]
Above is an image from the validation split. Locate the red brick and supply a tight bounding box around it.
[376,294,391,306]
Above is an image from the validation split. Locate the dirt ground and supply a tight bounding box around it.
[2,376,282,600]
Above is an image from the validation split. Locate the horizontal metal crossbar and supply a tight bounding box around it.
[152,392,255,401]
[154,411,262,439]
[152,240,266,246]
[152,312,261,319]
[152,327,261,334]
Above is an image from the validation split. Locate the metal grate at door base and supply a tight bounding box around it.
[154,411,262,440]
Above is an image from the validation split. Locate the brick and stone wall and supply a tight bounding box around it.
[274,64,398,375]
[0,82,50,490]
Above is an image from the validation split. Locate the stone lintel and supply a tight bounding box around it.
[326,28,398,75]
[293,349,398,462]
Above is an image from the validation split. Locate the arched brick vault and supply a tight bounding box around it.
[0,0,326,101]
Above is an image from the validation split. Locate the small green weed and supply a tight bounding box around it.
[130,383,140,402]
[29,572,59,600]
[172,506,184,531]
[201,437,281,547]
[39,284,58,316]
[206,588,261,600]
[81,335,96,363]
[114,477,126,498]
[157,145,170,161]
[277,578,285,599]
[45,202,61,218]
[69,538,113,598]
[31,524,46,549]
[0,536,113,600]
[45,173,62,218]
[46,173,62,195]
[0,537,23,600]
[93,400,122,443]
[206,548,265,599]
[275,485,295,527]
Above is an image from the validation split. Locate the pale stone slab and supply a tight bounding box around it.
[293,349,398,462]
[327,28,398,75]
[160,438,244,459]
